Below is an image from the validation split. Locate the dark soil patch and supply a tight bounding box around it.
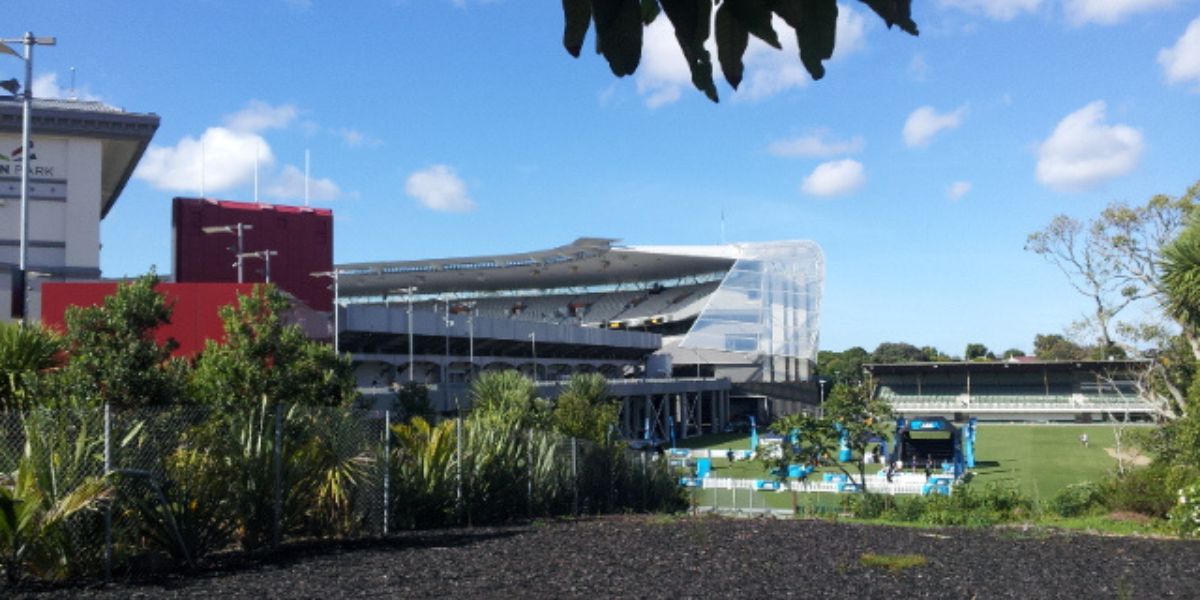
[11,515,1200,599]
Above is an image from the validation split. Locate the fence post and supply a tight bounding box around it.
[103,402,112,582]
[272,401,283,549]
[526,429,533,519]
[455,409,463,525]
[571,437,578,516]
[640,451,646,511]
[383,409,390,537]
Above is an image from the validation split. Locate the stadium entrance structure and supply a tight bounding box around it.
[333,238,824,437]
[868,359,1159,422]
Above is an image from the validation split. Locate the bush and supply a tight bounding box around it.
[1107,464,1200,518]
[1049,482,1107,518]
[1170,480,1200,538]
[849,493,893,519]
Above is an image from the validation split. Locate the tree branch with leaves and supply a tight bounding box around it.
[562,0,918,103]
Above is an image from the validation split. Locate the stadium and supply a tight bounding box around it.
[334,237,825,441]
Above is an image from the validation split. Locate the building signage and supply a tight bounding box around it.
[0,136,66,179]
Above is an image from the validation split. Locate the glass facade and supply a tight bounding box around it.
[678,241,823,361]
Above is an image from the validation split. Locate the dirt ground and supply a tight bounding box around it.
[13,516,1200,599]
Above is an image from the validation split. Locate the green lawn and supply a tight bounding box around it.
[970,424,1147,500]
[675,423,1146,509]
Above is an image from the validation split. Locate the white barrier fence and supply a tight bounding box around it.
[697,475,940,496]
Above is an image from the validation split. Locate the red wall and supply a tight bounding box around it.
[41,282,258,357]
[172,197,333,311]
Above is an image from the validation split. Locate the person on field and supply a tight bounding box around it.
[1080,433,1089,448]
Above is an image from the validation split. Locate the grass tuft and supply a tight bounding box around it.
[859,552,929,572]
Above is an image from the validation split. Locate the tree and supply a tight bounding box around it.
[871,342,927,364]
[758,411,834,513]
[561,0,918,103]
[1032,334,1088,361]
[964,343,992,361]
[1002,348,1025,359]
[189,285,356,408]
[821,379,893,494]
[1026,182,1197,353]
[50,273,186,408]
[552,373,620,444]
[817,346,869,383]
[920,346,955,362]
[468,370,549,429]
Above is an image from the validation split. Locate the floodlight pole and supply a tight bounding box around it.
[238,249,278,282]
[2,32,56,323]
[530,331,537,382]
[310,269,342,353]
[819,379,826,418]
[406,287,417,381]
[202,223,253,283]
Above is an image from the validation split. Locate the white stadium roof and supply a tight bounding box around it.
[335,238,739,297]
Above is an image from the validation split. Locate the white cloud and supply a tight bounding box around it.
[908,53,930,82]
[801,159,865,197]
[937,0,1042,21]
[136,127,273,193]
[739,7,867,101]
[335,127,382,148]
[1063,0,1175,25]
[224,100,299,133]
[947,180,972,200]
[1036,101,1144,192]
[635,4,868,107]
[1159,17,1200,89]
[134,101,344,199]
[31,72,101,101]
[635,18,691,108]
[405,164,476,212]
[903,105,967,147]
[768,129,865,158]
[265,164,340,201]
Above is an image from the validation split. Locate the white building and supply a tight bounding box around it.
[0,97,158,320]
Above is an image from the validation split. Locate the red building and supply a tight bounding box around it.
[40,282,257,357]
[172,197,333,311]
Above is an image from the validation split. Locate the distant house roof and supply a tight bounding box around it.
[0,97,160,218]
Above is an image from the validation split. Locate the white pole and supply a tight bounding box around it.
[201,137,206,197]
[304,149,310,206]
[332,271,339,353]
[407,288,415,382]
[254,141,260,203]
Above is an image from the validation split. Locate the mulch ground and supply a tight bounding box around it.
[13,515,1200,599]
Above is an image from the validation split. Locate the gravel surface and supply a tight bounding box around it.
[13,516,1200,599]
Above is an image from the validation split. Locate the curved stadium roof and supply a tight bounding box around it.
[335,238,740,297]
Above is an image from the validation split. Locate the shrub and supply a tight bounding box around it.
[1170,480,1200,538]
[1107,464,1200,518]
[849,492,892,519]
[1050,482,1107,518]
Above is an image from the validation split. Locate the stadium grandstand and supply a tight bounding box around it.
[867,359,1159,422]
[332,238,824,440]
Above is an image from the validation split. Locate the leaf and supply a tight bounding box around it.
[856,0,919,36]
[640,0,660,25]
[726,0,781,49]
[660,0,719,102]
[562,0,593,58]
[593,0,644,76]
[715,1,750,89]
[797,0,837,80]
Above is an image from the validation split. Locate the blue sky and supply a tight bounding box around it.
[10,0,1200,355]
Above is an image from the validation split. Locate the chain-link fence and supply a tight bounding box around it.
[0,404,684,584]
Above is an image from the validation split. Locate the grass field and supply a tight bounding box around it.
[675,423,1149,511]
